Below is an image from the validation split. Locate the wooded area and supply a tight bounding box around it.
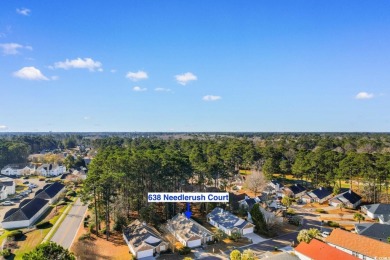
[79,134,390,239]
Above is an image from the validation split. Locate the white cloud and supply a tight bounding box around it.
[155,87,171,92]
[54,58,102,71]
[175,72,197,85]
[202,95,222,101]
[0,43,32,55]
[0,125,8,130]
[133,86,147,92]
[51,76,59,80]
[355,92,374,100]
[83,116,90,120]
[13,66,49,80]
[110,69,117,73]
[16,8,31,16]
[126,70,148,81]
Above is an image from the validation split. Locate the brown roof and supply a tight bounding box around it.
[325,229,390,258]
[295,239,358,260]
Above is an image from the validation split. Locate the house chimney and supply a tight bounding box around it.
[245,195,249,200]
[319,187,322,190]
[349,190,352,194]
[295,184,298,187]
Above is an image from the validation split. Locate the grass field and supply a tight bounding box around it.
[9,203,69,259]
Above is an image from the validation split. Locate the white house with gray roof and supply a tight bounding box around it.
[167,213,213,248]
[37,164,66,177]
[207,207,254,236]
[1,164,35,176]
[361,204,390,223]
[123,220,168,259]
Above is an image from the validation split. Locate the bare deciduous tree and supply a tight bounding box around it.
[245,170,267,196]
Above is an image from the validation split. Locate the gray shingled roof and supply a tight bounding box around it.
[168,214,213,241]
[207,207,251,230]
[355,223,390,242]
[308,187,332,200]
[36,182,65,200]
[333,190,362,204]
[363,204,390,215]
[123,220,164,250]
[0,181,14,187]
[287,184,306,195]
[2,198,49,222]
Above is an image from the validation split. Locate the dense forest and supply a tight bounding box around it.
[80,134,390,239]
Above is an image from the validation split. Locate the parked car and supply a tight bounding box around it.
[321,231,330,237]
[15,195,23,200]
[1,201,14,206]
[23,181,29,184]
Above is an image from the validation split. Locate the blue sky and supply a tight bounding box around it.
[1,1,390,132]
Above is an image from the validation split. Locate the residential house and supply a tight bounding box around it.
[0,178,15,195]
[207,207,254,236]
[301,187,333,204]
[250,206,283,226]
[361,204,390,223]
[269,180,284,193]
[167,213,213,248]
[0,186,7,200]
[354,223,390,242]
[325,228,390,260]
[283,184,306,198]
[71,168,87,180]
[295,238,358,260]
[35,182,65,204]
[1,198,50,229]
[378,215,390,225]
[37,164,66,177]
[123,220,168,259]
[239,196,261,211]
[83,158,92,168]
[1,164,34,176]
[329,190,362,209]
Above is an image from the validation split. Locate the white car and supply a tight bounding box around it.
[2,201,14,206]
[321,231,330,237]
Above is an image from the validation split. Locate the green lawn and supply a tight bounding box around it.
[11,203,70,259]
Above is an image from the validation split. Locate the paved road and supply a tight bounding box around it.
[51,198,88,249]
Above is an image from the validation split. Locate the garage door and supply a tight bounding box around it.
[242,227,254,235]
[137,249,154,259]
[187,239,201,248]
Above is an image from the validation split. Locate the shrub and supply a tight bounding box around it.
[88,223,96,234]
[0,248,11,257]
[315,209,327,214]
[7,230,23,240]
[178,246,191,255]
[39,178,45,181]
[36,221,52,229]
[229,232,241,242]
[78,233,91,241]
[327,221,340,227]
[67,190,76,197]
[113,215,127,231]
[287,208,296,215]
[57,201,68,206]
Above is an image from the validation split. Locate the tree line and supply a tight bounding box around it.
[82,135,390,239]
